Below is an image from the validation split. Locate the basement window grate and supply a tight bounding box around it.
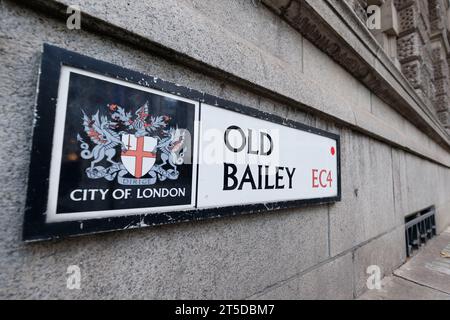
[405,206,437,257]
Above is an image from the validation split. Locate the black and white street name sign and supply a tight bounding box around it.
[197,105,338,206]
[23,45,340,241]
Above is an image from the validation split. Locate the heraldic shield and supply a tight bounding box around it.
[121,134,157,178]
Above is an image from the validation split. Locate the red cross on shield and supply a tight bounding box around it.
[121,134,157,178]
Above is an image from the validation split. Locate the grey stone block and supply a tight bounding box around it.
[328,129,399,256]
[250,253,354,300]
[303,38,372,114]
[394,148,450,215]
[391,148,409,218]
[353,227,406,297]
[1,207,329,299]
[189,0,304,72]
[436,200,450,234]
[392,148,450,233]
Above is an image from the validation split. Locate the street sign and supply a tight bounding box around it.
[23,44,340,241]
[197,104,339,208]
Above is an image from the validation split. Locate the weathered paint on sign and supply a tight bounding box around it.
[23,45,340,241]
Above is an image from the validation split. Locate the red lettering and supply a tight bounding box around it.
[312,169,319,188]
[319,170,327,188]
[313,169,333,188]
[327,171,333,188]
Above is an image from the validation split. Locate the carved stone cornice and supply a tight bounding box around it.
[263,0,450,150]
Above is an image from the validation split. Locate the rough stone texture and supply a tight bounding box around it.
[0,0,449,299]
[298,3,450,167]
[1,208,329,299]
[328,128,399,256]
[303,38,372,114]
[265,0,450,156]
[392,148,450,232]
[15,0,450,167]
[348,0,450,130]
[249,253,354,300]
[353,227,406,297]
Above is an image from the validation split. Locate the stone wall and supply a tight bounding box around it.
[0,0,449,299]
[348,0,450,134]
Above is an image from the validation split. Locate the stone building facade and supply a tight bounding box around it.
[1,0,450,299]
[348,0,450,133]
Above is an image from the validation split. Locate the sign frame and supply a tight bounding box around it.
[23,44,341,241]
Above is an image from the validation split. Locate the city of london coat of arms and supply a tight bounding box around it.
[77,102,188,186]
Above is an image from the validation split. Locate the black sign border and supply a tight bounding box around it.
[23,44,341,242]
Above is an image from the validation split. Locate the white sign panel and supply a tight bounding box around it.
[196,105,339,209]
[24,45,340,241]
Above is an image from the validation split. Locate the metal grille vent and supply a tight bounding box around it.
[405,206,437,257]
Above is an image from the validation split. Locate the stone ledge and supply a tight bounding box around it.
[264,0,450,151]
[8,0,450,167]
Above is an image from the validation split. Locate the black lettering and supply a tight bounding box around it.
[238,165,257,190]
[223,163,239,190]
[224,126,246,153]
[275,167,285,189]
[264,166,275,189]
[247,129,259,155]
[286,167,296,189]
[258,165,263,189]
[260,132,273,156]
